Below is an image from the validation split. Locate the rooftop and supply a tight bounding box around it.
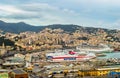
[12,69,26,74]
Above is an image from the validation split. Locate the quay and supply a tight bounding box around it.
[45,64,120,78]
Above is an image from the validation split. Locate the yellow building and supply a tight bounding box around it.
[47,65,120,77]
[78,65,120,77]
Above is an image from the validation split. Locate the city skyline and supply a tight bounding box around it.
[0,0,120,29]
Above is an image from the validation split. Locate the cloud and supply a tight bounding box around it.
[0,4,37,19]
[0,5,25,13]
[0,1,120,29]
[0,3,80,25]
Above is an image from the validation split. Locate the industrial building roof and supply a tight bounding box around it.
[12,69,26,74]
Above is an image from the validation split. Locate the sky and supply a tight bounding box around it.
[0,0,120,29]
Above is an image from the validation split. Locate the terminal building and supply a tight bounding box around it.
[47,65,120,77]
[9,69,28,78]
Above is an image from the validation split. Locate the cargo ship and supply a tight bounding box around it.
[46,50,96,62]
[76,44,113,53]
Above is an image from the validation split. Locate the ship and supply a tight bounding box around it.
[46,50,96,62]
[76,44,113,53]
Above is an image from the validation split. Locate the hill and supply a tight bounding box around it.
[0,20,117,34]
[0,20,44,33]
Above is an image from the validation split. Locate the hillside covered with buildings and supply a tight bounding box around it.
[0,25,120,55]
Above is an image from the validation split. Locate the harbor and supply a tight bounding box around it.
[43,51,120,78]
[3,51,120,78]
[1,42,120,78]
[0,28,120,78]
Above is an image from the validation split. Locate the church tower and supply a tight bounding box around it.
[2,42,5,49]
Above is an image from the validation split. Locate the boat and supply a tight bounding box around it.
[95,53,106,57]
[114,48,120,51]
[46,50,96,62]
[76,44,113,53]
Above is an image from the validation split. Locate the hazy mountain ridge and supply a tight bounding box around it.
[0,20,117,34]
[0,20,44,33]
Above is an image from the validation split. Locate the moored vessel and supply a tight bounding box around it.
[46,50,96,62]
[76,44,113,53]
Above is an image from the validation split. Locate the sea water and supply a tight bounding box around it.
[98,51,120,59]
